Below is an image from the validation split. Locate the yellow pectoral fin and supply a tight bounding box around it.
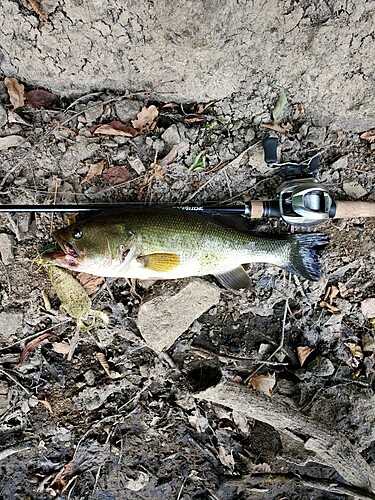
[138,253,180,272]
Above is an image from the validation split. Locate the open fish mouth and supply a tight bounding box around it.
[53,233,80,258]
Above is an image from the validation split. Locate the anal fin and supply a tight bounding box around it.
[214,266,251,290]
[138,253,180,272]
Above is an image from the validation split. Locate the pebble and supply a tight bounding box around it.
[308,356,335,377]
[0,104,7,128]
[0,312,23,345]
[115,100,142,122]
[137,280,221,351]
[0,233,14,265]
[331,155,348,170]
[342,181,367,199]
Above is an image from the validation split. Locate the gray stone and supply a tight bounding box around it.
[115,100,142,123]
[0,104,7,128]
[0,233,14,265]
[0,312,23,346]
[342,181,367,199]
[83,101,104,123]
[137,280,221,351]
[308,356,335,377]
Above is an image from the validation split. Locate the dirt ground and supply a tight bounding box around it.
[0,1,375,500]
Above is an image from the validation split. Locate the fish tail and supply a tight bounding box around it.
[285,233,329,281]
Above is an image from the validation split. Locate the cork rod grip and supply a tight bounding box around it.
[333,201,375,219]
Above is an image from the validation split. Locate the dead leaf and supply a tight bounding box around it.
[360,130,375,143]
[27,0,49,22]
[324,284,340,304]
[124,471,149,492]
[196,101,215,114]
[297,346,315,367]
[95,352,121,379]
[38,396,53,414]
[17,333,57,367]
[52,342,70,355]
[156,143,184,167]
[7,111,31,126]
[338,282,351,298]
[260,121,293,134]
[131,105,159,131]
[95,352,111,377]
[361,298,375,318]
[319,301,341,314]
[80,159,106,184]
[183,115,208,123]
[25,89,57,109]
[47,461,75,495]
[76,272,104,295]
[252,462,272,473]
[93,120,138,137]
[345,342,364,360]
[138,163,164,199]
[4,77,25,110]
[248,372,276,396]
[0,135,26,150]
[217,445,235,469]
[102,166,132,185]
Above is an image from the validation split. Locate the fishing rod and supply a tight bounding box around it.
[0,138,374,226]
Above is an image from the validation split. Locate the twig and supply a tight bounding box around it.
[0,367,31,395]
[176,477,188,500]
[0,319,70,351]
[184,141,261,203]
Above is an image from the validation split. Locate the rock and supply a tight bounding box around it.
[0,380,9,416]
[115,100,142,122]
[342,181,367,199]
[0,312,23,342]
[308,356,335,377]
[137,280,221,351]
[0,135,26,150]
[161,124,181,145]
[0,233,15,265]
[83,101,104,123]
[0,104,7,128]
[331,155,348,170]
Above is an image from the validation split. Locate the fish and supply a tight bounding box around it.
[43,208,329,290]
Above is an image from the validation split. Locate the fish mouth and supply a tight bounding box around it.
[54,233,80,258]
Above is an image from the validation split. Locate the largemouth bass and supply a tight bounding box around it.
[44,208,329,290]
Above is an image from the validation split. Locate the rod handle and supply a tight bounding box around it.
[333,201,375,219]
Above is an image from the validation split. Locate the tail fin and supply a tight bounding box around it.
[285,233,329,281]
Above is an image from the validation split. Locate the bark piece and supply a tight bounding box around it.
[195,380,375,492]
[137,279,221,351]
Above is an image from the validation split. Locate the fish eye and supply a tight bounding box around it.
[72,227,83,239]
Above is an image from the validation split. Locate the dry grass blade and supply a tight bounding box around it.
[27,0,49,22]
[17,333,57,367]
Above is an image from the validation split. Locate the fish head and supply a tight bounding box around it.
[48,219,135,274]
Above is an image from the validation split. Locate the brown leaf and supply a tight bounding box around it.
[17,333,57,366]
[183,115,208,123]
[196,101,215,114]
[25,89,57,109]
[345,342,364,360]
[338,282,351,298]
[102,166,132,185]
[76,272,104,295]
[248,372,276,396]
[80,159,106,184]
[319,300,341,314]
[93,120,138,137]
[4,77,25,110]
[361,298,375,318]
[157,143,184,167]
[131,105,159,131]
[48,461,75,495]
[260,121,293,134]
[360,130,375,143]
[297,346,315,367]
[297,102,305,115]
[51,342,71,355]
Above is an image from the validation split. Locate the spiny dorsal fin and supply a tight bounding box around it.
[214,266,251,290]
[137,253,180,272]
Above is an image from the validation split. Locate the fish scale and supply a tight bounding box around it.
[42,208,329,289]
